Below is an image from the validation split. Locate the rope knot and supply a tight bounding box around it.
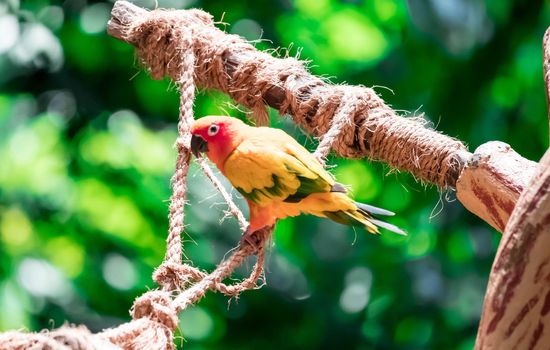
[312,86,368,162]
[153,261,205,290]
[131,291,178,331]
[127,8,212,81]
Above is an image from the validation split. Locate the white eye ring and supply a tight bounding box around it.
[207,124,219,136]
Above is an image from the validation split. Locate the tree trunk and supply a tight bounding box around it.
[475,148,550,349]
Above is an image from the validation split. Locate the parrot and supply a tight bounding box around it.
[190,116,405,237]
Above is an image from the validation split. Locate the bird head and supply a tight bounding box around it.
[190,116,247,168]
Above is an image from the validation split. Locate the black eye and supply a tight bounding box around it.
[207,124,219,136]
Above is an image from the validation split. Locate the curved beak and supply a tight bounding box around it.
[190,134,208,158]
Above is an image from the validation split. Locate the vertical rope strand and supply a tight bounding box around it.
[313,90,357,165]
[197,158,249,231]
[165,32,196,266]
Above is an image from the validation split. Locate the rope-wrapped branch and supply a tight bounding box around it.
[107,1,537,233]
[107,1,470,188]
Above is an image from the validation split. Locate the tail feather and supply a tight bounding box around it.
[355,202,395,216]
[323,210,379,233]
[323,202,406,235]
[370,218,406,235]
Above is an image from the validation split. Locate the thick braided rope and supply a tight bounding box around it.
[0,326,123,350]
[164,29,195,267]
[109,2,471,188]
[100,316,174,350]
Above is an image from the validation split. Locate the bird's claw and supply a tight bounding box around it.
[240,226,272,253]
[240,230,263,253]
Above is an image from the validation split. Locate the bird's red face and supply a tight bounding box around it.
[190,116,246,168]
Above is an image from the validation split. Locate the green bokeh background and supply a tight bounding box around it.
[1,0,549,349]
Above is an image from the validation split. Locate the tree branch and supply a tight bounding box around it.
[475,148,550,349]
[456,142,537,232]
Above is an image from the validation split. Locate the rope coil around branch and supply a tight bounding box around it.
[110,2,471,188]
[313,87,360,163]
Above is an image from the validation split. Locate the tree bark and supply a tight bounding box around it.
[543,27,550,131]
[475,149,550,349]
[456,142,537,232]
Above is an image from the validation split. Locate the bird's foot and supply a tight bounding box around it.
[240,226,273,253]
[240,229,263,253]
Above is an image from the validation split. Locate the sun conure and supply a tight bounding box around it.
[190,116,405,236]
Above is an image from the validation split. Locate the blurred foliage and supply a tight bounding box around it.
[0,0,549,349]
